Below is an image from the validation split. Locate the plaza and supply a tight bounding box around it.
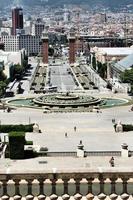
[0,99,133,153]
[0,45,133,200]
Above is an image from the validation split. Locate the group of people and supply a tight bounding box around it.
[3,107,11,113]
[65,126,77,138]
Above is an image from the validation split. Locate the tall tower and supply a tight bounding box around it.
[41,31,49,65]
[69,32,76,65]
[12,7,23,35]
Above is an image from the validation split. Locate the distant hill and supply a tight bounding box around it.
[0,0,133,9]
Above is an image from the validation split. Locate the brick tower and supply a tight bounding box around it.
[69,32,76,65]
[41,32,49,65]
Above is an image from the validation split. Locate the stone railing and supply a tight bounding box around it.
[45,151,121,157]
[0,170,133,199]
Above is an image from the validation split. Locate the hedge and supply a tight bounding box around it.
[25,141,33,145]
[114,124,133,132]
[0,124,33,133]
[9,132,25,159]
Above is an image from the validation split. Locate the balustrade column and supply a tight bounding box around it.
[2,180,8,196]
[14,179,21,195]
[26,179,33,195]
[75,179,81,194]
[87,178,94,194]
[110,178,117,194]
[122,178,128,194]
[51,176,57,194]
[63,179,69,194]
[38,179,44,195]
[99,177,105,194]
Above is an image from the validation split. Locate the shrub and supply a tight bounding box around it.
[25,141,33,145]
[114,124,133,132]
[0,124,33,133]
[9,132,25,159]
[40,147,48,151]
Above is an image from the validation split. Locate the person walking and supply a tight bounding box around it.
[74,126,77,132]
[109,157,114,167]
[65,133,68,138]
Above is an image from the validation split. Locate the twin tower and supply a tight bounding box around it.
[41,32,76,65]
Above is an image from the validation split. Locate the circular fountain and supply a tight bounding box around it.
[7,93,128,112]
[33,93,101,108]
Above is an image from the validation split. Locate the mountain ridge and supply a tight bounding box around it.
[0,0,133,9]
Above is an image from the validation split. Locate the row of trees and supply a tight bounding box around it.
[0,55,28,96]
[0,68,8,97]
[120,68,133,94]
[92,54,133,94]
[10,55,28,81]
[92,55,107,79]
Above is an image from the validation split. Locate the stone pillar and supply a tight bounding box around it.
[26,179,33,196]
[51,174,57,195]
[2,180,8,196]
[115,121,123,132]
[110,178,117,194]
[38,178,45,195]
[33,123,39,133]
[42,31,49,65]
[75,178,81,194]
[14,179,21,196]
[121,143,129,157]
[99,177,105,194]
[63,178,69,194]
[122,177,128,194]
[77,140,85,157]
[69,32,76,65]
[87,178,94,194]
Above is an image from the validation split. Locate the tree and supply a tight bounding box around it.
[0,70,7,81]
[13,64,24,80]
[92,55,96,70]
[97,61,107,79]
[120,68,133,85]
[120,68,133,94]
[0,81,7,97]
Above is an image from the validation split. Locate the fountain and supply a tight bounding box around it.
[6,94,128,112]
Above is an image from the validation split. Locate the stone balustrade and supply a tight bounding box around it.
[0,171,133,199]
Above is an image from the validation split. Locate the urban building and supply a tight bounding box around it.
[19,35,41,56]
[12,7,24,35]
[109,53,133,79]
[92,47,133,64]
[31,21,45,36]
[0,49,25,78]
[1,35,41,56]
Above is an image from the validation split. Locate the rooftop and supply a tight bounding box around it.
[95,47,133,56]
[114,54,133,71]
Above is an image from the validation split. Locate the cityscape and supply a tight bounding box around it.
[0,0,133,199]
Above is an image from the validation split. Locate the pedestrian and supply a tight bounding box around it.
[65,133,68,138]
[112,118,115,124]
[109,157,114,167]
[74,126,76,132]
